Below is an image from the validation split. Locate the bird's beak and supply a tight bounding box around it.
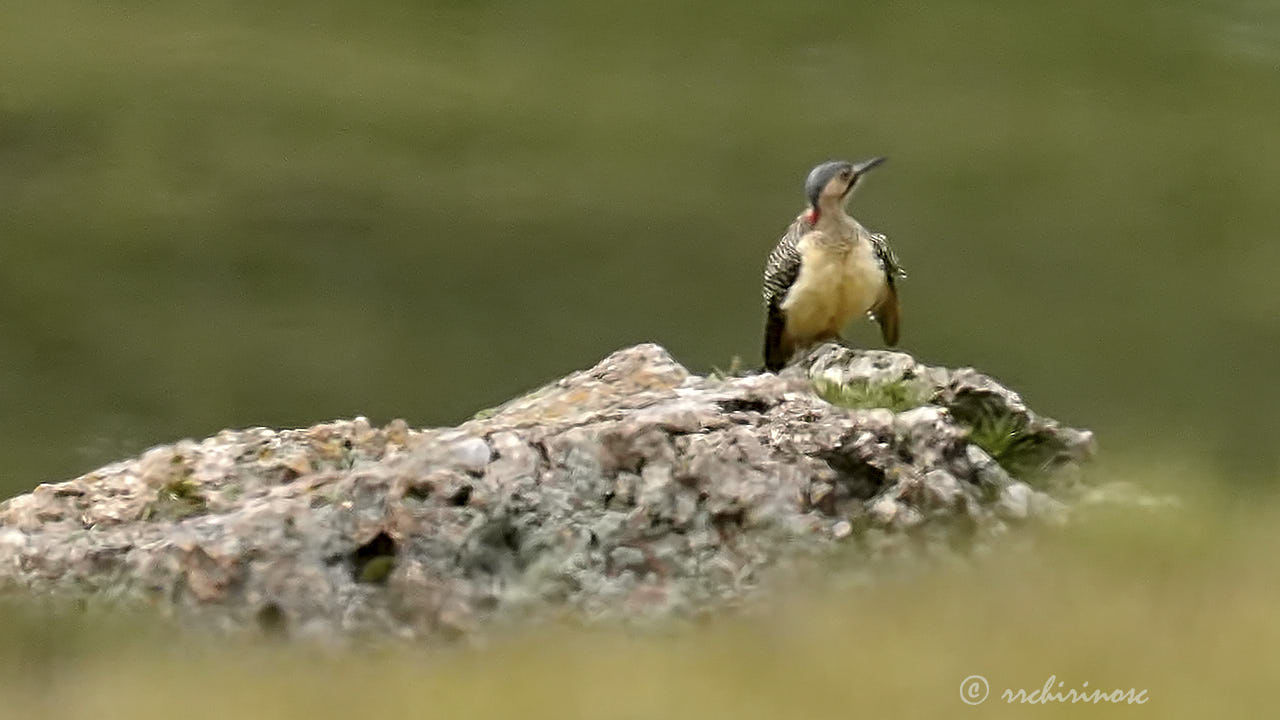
[843,156,886,197]
[852,156,886,176]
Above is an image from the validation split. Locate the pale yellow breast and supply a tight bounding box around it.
[842,236,886,319]
[779,230,885,342]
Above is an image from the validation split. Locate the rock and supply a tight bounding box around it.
[996,481,1033,520]
[0,342,1106,642]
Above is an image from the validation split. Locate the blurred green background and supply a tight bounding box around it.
[2,0,1278,496]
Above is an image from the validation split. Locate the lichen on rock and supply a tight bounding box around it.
[0,343,1101,641]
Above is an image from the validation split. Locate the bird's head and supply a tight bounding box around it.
[803,157,885,221]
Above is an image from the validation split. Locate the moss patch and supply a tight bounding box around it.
[950,391,1062,483]
[814,377,933,413]
[142,478,208,521]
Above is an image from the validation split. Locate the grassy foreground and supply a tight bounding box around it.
[2,467,1275,719]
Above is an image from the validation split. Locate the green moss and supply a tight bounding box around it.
[142,478,208,521]
[957,400,1056,483]
[814,377,933,413]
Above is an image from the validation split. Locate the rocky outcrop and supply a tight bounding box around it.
[0,343,1097,640]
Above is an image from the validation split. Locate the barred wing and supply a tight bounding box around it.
[762,215,810,370]
[867,232,906,346]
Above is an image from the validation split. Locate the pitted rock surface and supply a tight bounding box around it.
[0,343,1097,640]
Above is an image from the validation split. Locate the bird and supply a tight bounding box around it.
[761,157,906,372]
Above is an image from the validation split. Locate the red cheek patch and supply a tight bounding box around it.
[803,209,819,224]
